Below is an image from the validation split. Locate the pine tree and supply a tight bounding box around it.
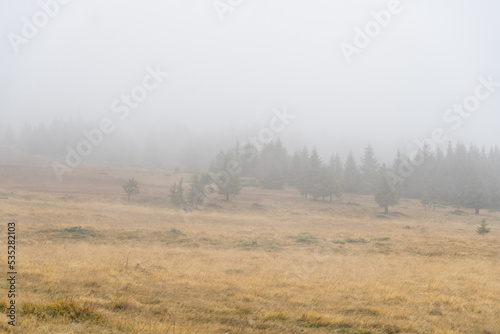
[238,143,258,177]
[374,165,399,214]
[331,154,343,186]
[326,155,342,202]
[290,147,311,198]
[209,151,241,201]
[476,219,491,236]
[304,148,325,200]
[187,173,213,209]
[258,141,288,189]
[169,178,186,208]
[342,152,362,194]
[360,144,379,194]
[123,178,140,202]
[463,175,489,214]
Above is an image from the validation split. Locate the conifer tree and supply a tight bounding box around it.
[169,178,186,208]
[209,151,241,201]
[258,140,288,189]
[187,173,213,209]
[360,144,379,194]
[342,152,362,194]
[476,219,491,236]
[123,178,140,202]
[374,165,399,214]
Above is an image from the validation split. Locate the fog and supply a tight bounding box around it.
[1,0,500,166]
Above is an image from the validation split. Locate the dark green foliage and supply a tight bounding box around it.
[476,219,491,236]
[122,178,140,202]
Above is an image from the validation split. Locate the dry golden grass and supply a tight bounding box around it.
[0,165,499,333]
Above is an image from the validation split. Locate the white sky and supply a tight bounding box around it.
[1,0,499,159]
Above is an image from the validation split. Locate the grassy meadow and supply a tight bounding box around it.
[0,165,499,333]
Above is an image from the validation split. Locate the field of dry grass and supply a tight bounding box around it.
[0,165,499,333]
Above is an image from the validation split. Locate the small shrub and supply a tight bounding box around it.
[331,240,345,245]
[241,240,259,250]
[21,300,105,323]
[167,228,185,236]
[63,226,97,239]
[224,269,243,274]
[122,178,140,202]
[371,237,390,241]
[429,309,443,316]
[165,238,192,245]
[345,238,368,244]
[39,226,98,240]
[476,219,491,236]
[288,233,319,244]
[111,300,133,312]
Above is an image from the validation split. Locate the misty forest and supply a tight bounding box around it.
[2,122,500,215]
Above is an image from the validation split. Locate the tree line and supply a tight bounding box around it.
[175,140,499,214]
[3,121,498,214]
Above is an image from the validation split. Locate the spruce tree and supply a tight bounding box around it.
[123,178,140,202]
[305,148,324,200]
[374,165,399,214]
[476,219,491,236]
[209,151,241,201]
[326,155,342,202]
[258,141,288,189]
[360,144,379,194]
[187,173,213,209]
[291,147,311,198]
[343,152,362,194]
[169,178,186,208]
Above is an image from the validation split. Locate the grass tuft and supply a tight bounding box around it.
[167,228,185,236]
[263,312,289,321]
[288,233,319,244]
[345,238,368,243]
[371,237,391,241]
[21,300,105,323]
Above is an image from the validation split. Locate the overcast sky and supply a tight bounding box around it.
[1,0,500,159]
